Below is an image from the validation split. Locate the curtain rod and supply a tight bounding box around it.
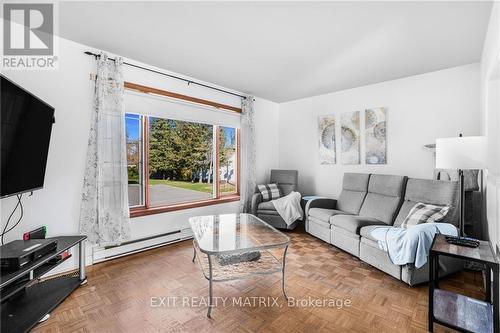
[84,51,247,100]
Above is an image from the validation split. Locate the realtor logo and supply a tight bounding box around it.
[2,2,58,70]
[4,3,53,55]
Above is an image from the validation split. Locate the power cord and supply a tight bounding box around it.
[1,192,32,245]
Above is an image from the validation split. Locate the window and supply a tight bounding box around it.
[148,117,214,206]
[126,113,144,207]
[125,113,239,216]
[219,126,237,196]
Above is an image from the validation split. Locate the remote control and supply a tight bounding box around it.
[445,236,480,248]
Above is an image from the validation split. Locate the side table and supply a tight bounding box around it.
[429,234,499,333]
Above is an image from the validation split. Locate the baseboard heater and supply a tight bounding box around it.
[92,228,193,263]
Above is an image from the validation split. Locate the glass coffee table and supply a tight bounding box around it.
[189,213,291,318]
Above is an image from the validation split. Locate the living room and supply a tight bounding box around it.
[1,1,499,332]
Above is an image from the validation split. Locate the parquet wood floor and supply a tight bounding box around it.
[32,228,484,333]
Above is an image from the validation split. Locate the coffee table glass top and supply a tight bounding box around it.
[189,213,290,255]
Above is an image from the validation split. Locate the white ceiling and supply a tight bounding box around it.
[59,1,492,102]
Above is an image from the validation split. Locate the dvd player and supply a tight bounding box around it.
[0,239,58,271]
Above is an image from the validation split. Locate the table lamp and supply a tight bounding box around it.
[435,135,487,236]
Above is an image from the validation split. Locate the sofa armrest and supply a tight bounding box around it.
[251,193,263,215]
[306,197,337,214]
[303,197,336,233]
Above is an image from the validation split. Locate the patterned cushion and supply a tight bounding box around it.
[400,202,450,228]
[257,183,281,202]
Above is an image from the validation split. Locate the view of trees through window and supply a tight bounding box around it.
[125,113,238,208]
[148,117,214,206]
[219,126,236,196]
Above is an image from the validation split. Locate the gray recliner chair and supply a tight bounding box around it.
[251,170,299,230]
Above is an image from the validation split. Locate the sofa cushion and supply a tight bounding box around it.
[336,173,370,214]
[308,219,331,243]
[337,191,367,215]
[359,238,401,279]
[394,178,459,228]
[331,223,360,238]
[278,184,295,196]
[330,215,386,234]
[257,210,280,216]
[360,235,379,249]
[257,200,280,216]
[308,208,348,222]
[331,225,361,256]
[271,170,298,196]
[342,173,370,192]
[358,174,407,224]
[360,225,392,242]
[308,216,331,229]
[258,201,276,211]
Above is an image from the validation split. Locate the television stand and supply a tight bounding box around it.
[0,236,87,333]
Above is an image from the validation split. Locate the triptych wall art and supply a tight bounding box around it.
[318,115,336,164]
[341,111,360,164]
[318,107,387,165]
[365,107,387,164]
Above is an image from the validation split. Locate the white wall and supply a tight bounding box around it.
[480,2,500,250]
[0,36,279,269]
[278,64,481,198]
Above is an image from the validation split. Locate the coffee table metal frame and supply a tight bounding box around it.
[189,214,290,318]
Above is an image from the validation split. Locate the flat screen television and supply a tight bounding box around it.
[1,75,55,198]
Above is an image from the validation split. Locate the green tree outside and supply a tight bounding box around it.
[148,118,213,182]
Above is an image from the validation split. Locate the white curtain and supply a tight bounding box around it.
[79,53,131,246]
[240,96,256,213]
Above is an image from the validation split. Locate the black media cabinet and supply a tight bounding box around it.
[1,236,87,333]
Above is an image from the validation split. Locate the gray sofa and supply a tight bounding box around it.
[251,169,300,230]
[306,173,463,285]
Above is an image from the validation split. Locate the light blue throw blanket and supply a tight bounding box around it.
[368,223,458,268]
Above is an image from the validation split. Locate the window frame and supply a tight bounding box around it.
[126,113,145,209]
[217,126,240,198]
[128,114,240,218]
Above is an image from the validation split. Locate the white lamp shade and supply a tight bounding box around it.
[435,136,487,170]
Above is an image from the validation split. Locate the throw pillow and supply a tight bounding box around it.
[257,183,281,202]
[401,202,450,228]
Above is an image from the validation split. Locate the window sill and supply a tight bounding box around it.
[129,195,240,218]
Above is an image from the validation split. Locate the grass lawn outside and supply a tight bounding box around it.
[148,179,236,194]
